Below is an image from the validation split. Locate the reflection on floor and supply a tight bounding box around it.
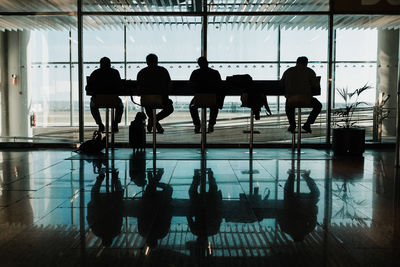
[0,148,399,266]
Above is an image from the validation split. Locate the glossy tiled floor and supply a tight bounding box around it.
[0,148,399,266]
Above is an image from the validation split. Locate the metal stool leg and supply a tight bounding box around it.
[152,109,157,155]
[292,130,295,152]
[111,108,115,150]
[201,108,207,154]
[297,107,301,154]
[250,109,254,154]
[105,108,109,155]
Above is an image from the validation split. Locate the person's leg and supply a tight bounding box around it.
[306,97,322,125]
[154,99,174,133]
[302,97,322,133]
[112,98,124,132]
[114,98,124,124]
[90,97,104,131]
[285,99,296,132]
[156,99,174,122]
[189,98,201,133]
[144,106,153,132]
[208,107,219,133]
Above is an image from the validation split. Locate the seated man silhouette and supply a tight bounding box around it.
[87,57,124,132]
[137,54,174,134]
[280,56,322,134]
[189,57,222,133]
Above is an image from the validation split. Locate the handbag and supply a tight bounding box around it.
[77,131,106,154]
[140,95,164,108]
[193,93,217,108]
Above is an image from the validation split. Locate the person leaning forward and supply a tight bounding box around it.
[86,57,124,133]
[137,54,174,134]
[280,56,322,134]
[189,57,222,133]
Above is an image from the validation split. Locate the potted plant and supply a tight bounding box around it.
[332,84,372,157]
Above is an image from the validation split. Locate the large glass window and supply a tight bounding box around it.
[0,16,78,143]
[1,6,399,145]
[333,18,379,142]
[208,16,279,144]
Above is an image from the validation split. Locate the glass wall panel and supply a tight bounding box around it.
[333,24,378,142]
[280,19,329,144]
[333,15,400,143]
[0,16,78,143]
[208,17,279,144]
[83,16,202,143]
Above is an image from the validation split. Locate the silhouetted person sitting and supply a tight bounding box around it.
[280,56,322,134]
[137,54,174,134]
[86,57,124,133]
[189,57,222,133]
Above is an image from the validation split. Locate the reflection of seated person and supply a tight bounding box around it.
[129,151,147,187]
[138,168,173,249]
[87,169,124,247]
[187,168,222,244]
[137,54,174,134]
[189,57,222,133]
[280,56,322,134]
[277,169,320,242]
[86,57,124,133]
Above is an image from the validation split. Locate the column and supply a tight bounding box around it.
[0,30,32,139]
[376,29,399,137]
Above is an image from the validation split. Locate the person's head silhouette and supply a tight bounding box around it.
[197,56,208,69]
[296,56,308,67]
[146,54,158,67]
[100,57,111,69]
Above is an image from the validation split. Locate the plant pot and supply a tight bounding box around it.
[332,128,365,157]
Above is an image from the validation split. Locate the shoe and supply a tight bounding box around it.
[98,124,105,132]
[208,124,214,133]
[287,125,295,133]
[194,125,200,134]
[155,122,164,134]
[302,124,312,134]
[112,123,119,133]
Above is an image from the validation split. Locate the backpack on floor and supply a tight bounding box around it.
[76,131,106,154]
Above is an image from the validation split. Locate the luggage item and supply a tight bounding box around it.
[77,131,106,154]
[129,112,147,152]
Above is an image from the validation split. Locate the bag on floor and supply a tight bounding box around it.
[77,131,106,154]
[129,112,147,152]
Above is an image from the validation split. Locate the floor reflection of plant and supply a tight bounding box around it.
[332,181,367,222]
